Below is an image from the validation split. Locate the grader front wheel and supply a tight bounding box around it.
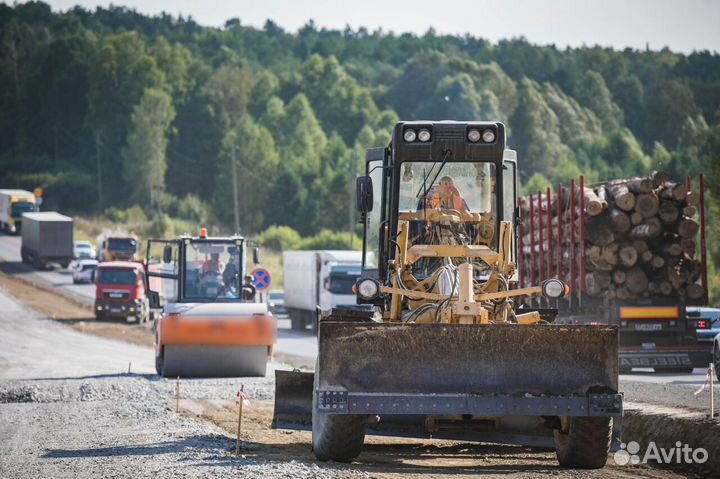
[312,410,366,462]
[554,416,612,469]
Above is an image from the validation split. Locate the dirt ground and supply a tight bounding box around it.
[0,270,154,347]
[178,398,688,479]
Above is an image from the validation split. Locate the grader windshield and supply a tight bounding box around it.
[399,162,495,215]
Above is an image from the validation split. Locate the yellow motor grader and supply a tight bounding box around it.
[273,121,622,469]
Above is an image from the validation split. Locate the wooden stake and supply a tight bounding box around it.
[711,363,715,419]
[128,362,132,374]
[236,384,244,455]
[176,376,180,413]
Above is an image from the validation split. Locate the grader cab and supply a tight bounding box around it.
[273,121,622,468]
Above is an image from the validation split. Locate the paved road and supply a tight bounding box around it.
[0,234,319,364]
[0,286,155,380]
[0,234,95,306]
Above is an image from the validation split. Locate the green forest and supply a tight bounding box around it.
[1,1,720,252]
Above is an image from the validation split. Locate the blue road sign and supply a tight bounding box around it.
[251,267,271,291]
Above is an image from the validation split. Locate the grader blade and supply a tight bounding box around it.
[272,370,314,429]
[315,321,618,399]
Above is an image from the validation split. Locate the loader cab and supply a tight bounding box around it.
[358,121,519,299]
[145,234,249,307]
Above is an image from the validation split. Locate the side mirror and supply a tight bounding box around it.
[253,246,261,265]
[147,291,160,309]
[356,176,374,213]
[162,245,173,264]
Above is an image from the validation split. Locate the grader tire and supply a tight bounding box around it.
[554,416,611,469]
[312,411,366,462]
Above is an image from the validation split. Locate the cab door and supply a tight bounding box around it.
[145,240,180,308]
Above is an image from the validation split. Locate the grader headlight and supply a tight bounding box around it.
[467,128,481,143]
[481,128,496,143]
[356,278,380,301]
[541,279,568,299]
[403,129,417,143]
[417,128,432,142]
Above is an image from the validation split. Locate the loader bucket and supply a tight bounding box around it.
[273,321,619,431]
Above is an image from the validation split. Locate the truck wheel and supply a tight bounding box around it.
[95,312,104,321]
[312,410,366,462]
[554,416,611,469]
[290,312,303,330]
[715,346,720,382]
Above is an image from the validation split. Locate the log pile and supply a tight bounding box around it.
[520,171,705,302]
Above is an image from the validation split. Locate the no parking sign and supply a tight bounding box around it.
[250,267,271,291]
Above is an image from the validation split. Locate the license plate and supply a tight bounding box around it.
[635,323,662,331]
[108,293,123,298]
[110,308,122,313]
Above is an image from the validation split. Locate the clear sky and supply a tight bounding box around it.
[37,0,720,54]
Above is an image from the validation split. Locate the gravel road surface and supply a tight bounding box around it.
[0,285,368,479]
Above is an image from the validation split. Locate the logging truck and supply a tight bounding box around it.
[518,172,710,372]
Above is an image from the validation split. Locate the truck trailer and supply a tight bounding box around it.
[518,173,710,372]
[0,189,38,234]
[283,250,364,331]
[20,211,73,269]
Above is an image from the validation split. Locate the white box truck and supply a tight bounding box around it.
[283,250,364,331]
[0,189,38,234]
[21,212,73,269]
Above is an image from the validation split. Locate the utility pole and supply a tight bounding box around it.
[155,134,162,214]
[94,129,103,211]
[232,145,240,234]
[348,153,356,249]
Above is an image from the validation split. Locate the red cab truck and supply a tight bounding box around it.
[94,261,150,324]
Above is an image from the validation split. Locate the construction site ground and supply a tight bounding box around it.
[0,265,716,478]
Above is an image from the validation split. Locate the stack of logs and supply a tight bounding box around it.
[520,171,705,302]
